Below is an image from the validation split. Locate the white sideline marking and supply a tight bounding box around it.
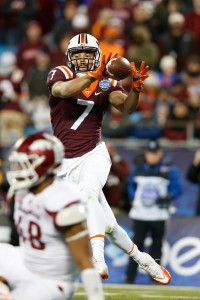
[76,292,200,299]
[76,292,118,296]
[140,295,200,299]
[102,284,200,291]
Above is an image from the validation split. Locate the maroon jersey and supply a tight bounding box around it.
[46,65,123,158]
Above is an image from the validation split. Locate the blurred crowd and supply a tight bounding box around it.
[0,0,199,153]
[0,0,199,198]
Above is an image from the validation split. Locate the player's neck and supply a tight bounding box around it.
[30,176,54,195]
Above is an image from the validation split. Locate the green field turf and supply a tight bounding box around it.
[73,284,200,300]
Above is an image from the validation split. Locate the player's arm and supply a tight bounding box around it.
[108,89,139,114]
[55,203,105,300]
[51,76,95,99]
[51,52,118,99]
[58,221,93,270]
[108,61,149,114]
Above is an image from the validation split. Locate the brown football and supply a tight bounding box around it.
[106,56,132,81]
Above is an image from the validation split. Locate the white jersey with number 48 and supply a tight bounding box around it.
[14,179,86,283]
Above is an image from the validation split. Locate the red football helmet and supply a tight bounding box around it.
[7,132,64,190]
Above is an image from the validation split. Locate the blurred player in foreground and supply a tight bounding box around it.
[46,33,171,284]
[0,132,104,300]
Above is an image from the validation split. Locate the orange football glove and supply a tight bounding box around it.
[86,52,118,80]
[131,61,149,92]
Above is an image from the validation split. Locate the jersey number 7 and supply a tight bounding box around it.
[70,99,94,130]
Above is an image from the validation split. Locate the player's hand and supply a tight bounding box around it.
[131,61,149,92]
[86,52,118,81]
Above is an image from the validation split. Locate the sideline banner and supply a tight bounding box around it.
[105,216,200,286]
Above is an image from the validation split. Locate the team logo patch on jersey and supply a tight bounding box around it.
[99,79,111,91]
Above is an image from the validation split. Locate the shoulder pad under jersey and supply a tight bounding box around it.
[55,202,87,227]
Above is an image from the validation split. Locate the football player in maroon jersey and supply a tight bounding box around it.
[46,33,171,285]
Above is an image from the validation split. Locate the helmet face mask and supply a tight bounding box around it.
[71,50,95,72]
[7,152,44,190]
[66,33,101,72]
[7,133,64,191]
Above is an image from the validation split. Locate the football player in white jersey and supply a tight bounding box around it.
[0,132,104,300]
[46,33,171,285]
